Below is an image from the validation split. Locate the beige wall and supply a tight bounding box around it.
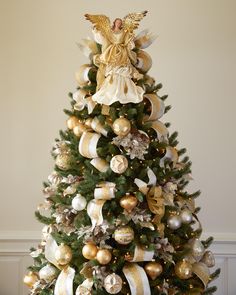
[1,0,236,239]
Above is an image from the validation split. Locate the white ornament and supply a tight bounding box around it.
[39,264,57,282]
[104,273,122,294]
[72,194,87,211]
[180,209,193,224]
[110,155,128,174]
[167,215,182,230]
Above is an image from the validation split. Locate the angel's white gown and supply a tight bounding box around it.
[92,29,144,105]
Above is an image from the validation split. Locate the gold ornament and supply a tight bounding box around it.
[85,118,93,128]
[55,244,73,265]
[82,243,98,260]
[120,194,138,213]
[66,116,81,130]
[23,271,38,288]
[175,260,193,279]
[114,226,134,245]
[144,261,163,280]
[104,273,123,294]
[39,264,57,282]
[55,154,73,170]
[189,238,205,261]
[96,249,112,265]
[110,155,128,174]
[112,117,131,137]
[201,251,215,268]
[73,123,87,137]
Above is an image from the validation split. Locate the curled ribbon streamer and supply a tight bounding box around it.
[91,117,108,136]
[143,93,165,121]
[134,167,156,194]
[45,235,60,269]
[87,199,106,229]
[131,245,154,262]
[159,146,178,168]
[90,157,109,172]
[94,182,116,200]
[192,262,210,287]
[79,132,101,158]
[123,263,151,295]
[54,266,75,295]
[151,121,169,142]
[73,89,96,114]
[75,64,92,87]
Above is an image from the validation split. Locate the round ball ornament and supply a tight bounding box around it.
[82,243,98,260]
[96,249,112,265]
[39,264,57,282]
[119,194,138,213]
[114,225,134,245]
[112,117,131,137]
[189,239,205,261]
[175,260,193,279]
[67,116,81,130]
[110,155,128,174]
[85,118,93,128]
[201,250,215,268]
[55,154,73,171]
[73,123,87,137]
[104,273,123,294]
[167,215,182,230]
[55,244,72,265]
[180,209,193,224]
[23,271,38,288]
[72,194,87,211]
[144,262,163,280]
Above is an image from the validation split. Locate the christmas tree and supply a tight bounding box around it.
[24,11,220,295]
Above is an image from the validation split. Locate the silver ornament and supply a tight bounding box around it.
[180,209,193,224]
[189,238,205,261]
[72,194,87,211]
[104,273,122,294]
[201,250,215,268]
[167,215,182,230]
[39,264,57,282]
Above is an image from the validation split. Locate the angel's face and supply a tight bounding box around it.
[114,18,122,29]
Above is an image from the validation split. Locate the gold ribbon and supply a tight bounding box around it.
[91,117,108,136]
[90,157,109,173]
[94,182,116,200]
[123,263,151,295]
[54,266,75,295]
[131,245,154,262]
[160,146,178,168]
[134,167,157,194]
[151,121,169,142]
[143,93,165,121]
[192,262,210,287]
[79,131,101,158]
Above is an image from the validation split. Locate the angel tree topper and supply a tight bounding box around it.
[85,11,148,105]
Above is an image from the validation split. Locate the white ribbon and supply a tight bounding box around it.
[123,263,151,295]
[87,199,106,229]
[54,266,75,295]
[73,89,96,114]
[134,167,157,194]
[131,245,154,262]
[75,278,93,295]
[45,234,60,268]
[90,157,109,173]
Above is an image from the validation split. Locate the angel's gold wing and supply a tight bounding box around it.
[123,10,148,33]
[85,14,113,42]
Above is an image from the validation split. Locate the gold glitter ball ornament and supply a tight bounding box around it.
[67,116,82,130]
[96,249,112,265]
[114,225,134,245]
[110,155,128,174]
[23,271,38,288]
[82,243,98,260]
[39,264,57,282]
[73,123,87,137]
[104,273,123,294]
[55,244,73,265]
[55,154,73,171]
[175,260,193,279]
[119,194,138,213]
[144,261,163,280]
[112,117,131,137]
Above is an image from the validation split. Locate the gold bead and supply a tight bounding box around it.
[82,243,98,260]
[66,116,81,130]
[113,117,131,137]
[175,260,192,279]
[55,244,73,265]
[119,194,138,213]
[144,261,163,280]
[23,271,38,288]
[96,249,112,265]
